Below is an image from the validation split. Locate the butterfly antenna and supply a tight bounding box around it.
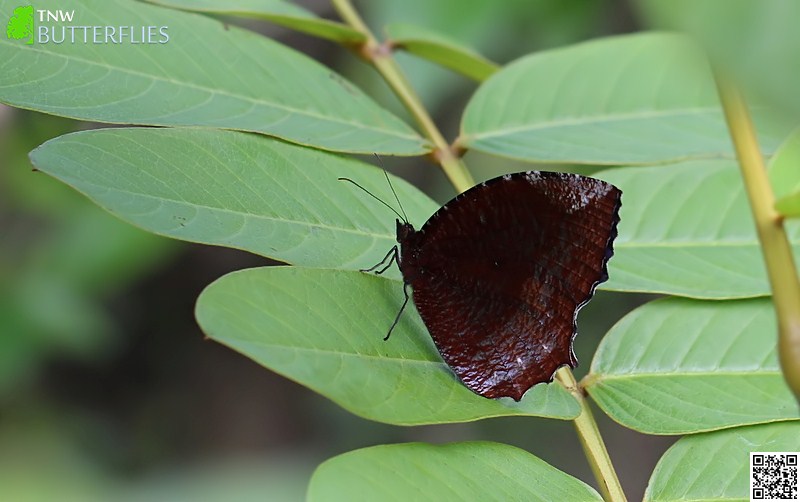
[338,177,405,222]
[373,154,409,223]
[383,170,409,224]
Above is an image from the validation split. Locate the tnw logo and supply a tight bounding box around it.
[6,5,34,45]
[39,8,74,22]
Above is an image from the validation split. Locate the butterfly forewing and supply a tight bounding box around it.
[398,172,621,400]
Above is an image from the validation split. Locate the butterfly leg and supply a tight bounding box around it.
[384,281,411,341]
[360,246,399,275]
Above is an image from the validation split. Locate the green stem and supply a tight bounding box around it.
[557,368,627,502]
[331,0,474,192]
[716,76,800,402]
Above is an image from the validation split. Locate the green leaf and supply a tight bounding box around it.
[776,193,800,218]
[460,32,788,165]
[307,442,603,502]
[196,267,581,425]
[598,159,800,298]
[147,0,365,43]
[644,422,800,502]
[385,23,499,81]
[29,127,437,276]
[636,0,800,121]
[0,0,427,155]
[585,298,800,434]
[770,130,800,200]
[770,129,800,218]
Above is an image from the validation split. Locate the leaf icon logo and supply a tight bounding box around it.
[7,5,34,45]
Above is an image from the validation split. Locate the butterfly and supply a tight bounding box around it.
[354,171,621,401]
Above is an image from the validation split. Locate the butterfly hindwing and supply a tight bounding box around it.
[398,172,621,400]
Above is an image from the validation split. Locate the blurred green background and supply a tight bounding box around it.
[6,0,785,500]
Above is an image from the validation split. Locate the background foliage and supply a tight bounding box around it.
[1,0,799,500]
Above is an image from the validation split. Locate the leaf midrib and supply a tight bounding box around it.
[590,370,783,381]
[0,38,421,141]
[467,107,728,140]
[616,240,799,248]
[47,171,400,240]
[226,337,443,365]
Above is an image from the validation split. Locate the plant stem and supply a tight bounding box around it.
[557,368,627,502]
[331,0,474,192]
[716,76,800,402]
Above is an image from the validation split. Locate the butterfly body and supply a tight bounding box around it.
[394,171,621,401]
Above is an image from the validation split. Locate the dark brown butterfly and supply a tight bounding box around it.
[356,171,621,401]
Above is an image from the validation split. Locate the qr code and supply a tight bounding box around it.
[751,452,799,501]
